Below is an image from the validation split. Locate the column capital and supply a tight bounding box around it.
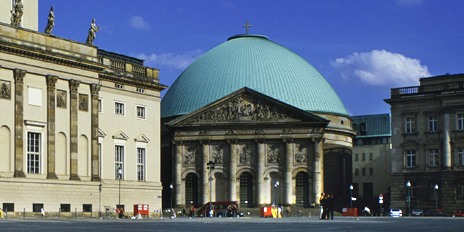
[172,140,183,146]
[227,139,238,144]
[14,69,26,83]
[90,84,101,96]
[69,79,80,92]
[283,138,294,143]
[46,75,58,90]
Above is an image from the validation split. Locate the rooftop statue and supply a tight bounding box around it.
[44,6,55,34]
[86,19,100,45]
[10,0,24,26]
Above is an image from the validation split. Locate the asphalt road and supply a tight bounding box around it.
[0,216,463,232]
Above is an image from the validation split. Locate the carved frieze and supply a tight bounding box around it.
[267,143,281,164]
[238,144,254,166]
[193,96,290,122]
[0,80,11,99]
[183,144,200,166]
[211,144,224,164]
[79,94,88,111]
[294,143,309,164]
[56,90,66,108]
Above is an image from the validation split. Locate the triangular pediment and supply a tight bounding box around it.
[167,87,329,127]
[98,128,107,137]
[112,131,129,140]
[134,134,150,143]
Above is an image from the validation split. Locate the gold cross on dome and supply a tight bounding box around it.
[242,21,253,34]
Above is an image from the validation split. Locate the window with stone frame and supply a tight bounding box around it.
[114,102,125,116]
[115,145,124,179]
[428,115,438,132]
[27,132,41,174]
[405,150,416,168]
[355,153,358,161]
[136,106,146,119]
[362,168,366,176]
[354,168,359,176]
[369,167,373,176]
[362,153,366,161]
[137,147,145,181]
[405,117,415,133]
[457,147,464,166]
[458,114,464,130]
[369,152,373,160]
[427,149,440,167]
[457,185,464,198]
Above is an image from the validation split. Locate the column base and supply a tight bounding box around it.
[47,173,58,179]
[70,174,81,181]
[14,170,26,177]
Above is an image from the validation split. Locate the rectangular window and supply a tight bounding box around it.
[352,123,358,131]
[405,150,416,168]
[60,204,71,212]
[98,99,102,112]
[115,145,124,179]
[360,123,367,136]
[458,186,464,197]
[32,203,44,213]
[115,83,124,89]
[3,203,14,212]
[369,153,373,161]
[83,204,92,213]
[27,132,41,174]
[428,149,440,167]
[362,168,366,176]
[362,153,366,161]
[354,168,359,176]
[137,106,146,119]
[458,114,464,130]
[369,168,373,176]
[457,148,464,166]
[115,102,125,115]
[137,148,146,181]
[405,117,415,133]
[355,153,358,161]
[136,88,145,93]
[428,116,438,132]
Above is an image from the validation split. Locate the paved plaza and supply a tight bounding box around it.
[0,216,463,232]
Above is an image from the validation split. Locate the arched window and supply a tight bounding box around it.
[296,172,310,207]
[240,172,253,208]
[185,173,199,207]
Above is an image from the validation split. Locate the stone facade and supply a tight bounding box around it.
[385,74,464,213]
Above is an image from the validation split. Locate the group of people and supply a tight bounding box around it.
[319,193,335,220]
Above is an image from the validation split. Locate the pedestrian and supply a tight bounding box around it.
[319,192,325,219]
[328,194,335,220]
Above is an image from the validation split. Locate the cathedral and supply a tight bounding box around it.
[161,34,355,208]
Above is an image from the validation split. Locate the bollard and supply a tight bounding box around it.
[59,208,61,219]
[309,211,311,217]
[5,209,7,220]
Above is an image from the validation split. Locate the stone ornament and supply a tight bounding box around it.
[86,19,100,45]
[267,143,281,164]
[211,144,224,164]
[294,143,309,163]
[183,145,199,166]
[238,144,253,166]
[78,94,88,111]
[10,0,23,26]
[0,80,11,99]
[194,96,289,122]
[56,90,66,108]
[44,6,55,34]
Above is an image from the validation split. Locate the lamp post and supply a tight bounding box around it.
[274,180,280,207]
[406,181,411,216]
[118,167,123,214]
[350,185,353,209]
[99,183,102,218]
[207,161,215,217]
[434,184,439,210]
[170,183,173,217]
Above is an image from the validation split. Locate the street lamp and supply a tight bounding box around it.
[406,181,411,216]
[350,185,353,209]
[434,184,439,210]
[118,167,123,216]
[170,184,173,218]
[99,183,102,218]
[207,161,215,218]
[274,180,280,207]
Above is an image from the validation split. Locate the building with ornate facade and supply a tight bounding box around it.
[161,34,355,209]
[0,0,166,216]
[385,73,464,213]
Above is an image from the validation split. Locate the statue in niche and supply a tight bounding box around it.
[211,145,223,164]
[0,81,11,99]
[267,144,281,163]
[86,19,100,45]
[44,6,55,34]
[183,146,198,165]
[295,143,309,163]
[239,145,252,165]
[10,0,24,26]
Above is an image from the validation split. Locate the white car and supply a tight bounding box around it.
[390,209,402,217]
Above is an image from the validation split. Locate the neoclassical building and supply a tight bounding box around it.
[161,34,355,208]
[0,1,166,216]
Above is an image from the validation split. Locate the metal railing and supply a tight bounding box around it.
[391,82,464,98]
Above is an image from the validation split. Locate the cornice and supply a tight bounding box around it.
[99,73,168,92]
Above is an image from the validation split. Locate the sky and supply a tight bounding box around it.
[38,0,464,116]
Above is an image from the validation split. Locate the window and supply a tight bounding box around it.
[98,99,102,112]
[3,203,14,212]
[60,204,70,212]
[458,186,464,197]
[360,123,367,136]
[352,123,358,131]
[362,153,366,161]
[136,88,145,93]
[458,114,464,130]
[362,168,366,176]
[428,149,440,167]
[405,150,416,168]
[428,116,438,132]
[83,204,92,213]
[369,168,373,176]
[137,106,146,119]
[33,203,44,213]
[27,132,41,174]
[405,117,415,133]
[355,153,358,161]
[354,168,359,176]
[457,148,464,166]
[115,83,124,89]
[369,153,373,161]
[115,145,124,179]
[115,102,125,115]
[137,148,146,181]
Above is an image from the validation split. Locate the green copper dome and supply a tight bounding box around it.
[161,34,348,118]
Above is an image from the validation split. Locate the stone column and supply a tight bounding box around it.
[90,84,101,181]
[443,112,451,169]
[284,140,293,205]
[228,141,237,201]
[69,80,80,180]
[201,142,209,205]
[46,75,58,179]
[313,139,323,205]
[173,141,183,207]
[14,69,26,178]
[256,141,265,206]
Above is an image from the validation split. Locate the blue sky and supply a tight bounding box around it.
[38,0,464,116]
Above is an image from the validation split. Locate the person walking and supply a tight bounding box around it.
[319,193,325,219]
[328,194,335,220]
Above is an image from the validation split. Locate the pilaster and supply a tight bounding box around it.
[90,84,101,181]
[228,140,237,201]
[313,138,323,205]
[173,141,183,207]
[256,141,265,206]
[13,69,26,178]
[201,142,209,205]
[69,79,80,180]
[46,75,58,179]
[284,140,293,205]
[443,112,451,169]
